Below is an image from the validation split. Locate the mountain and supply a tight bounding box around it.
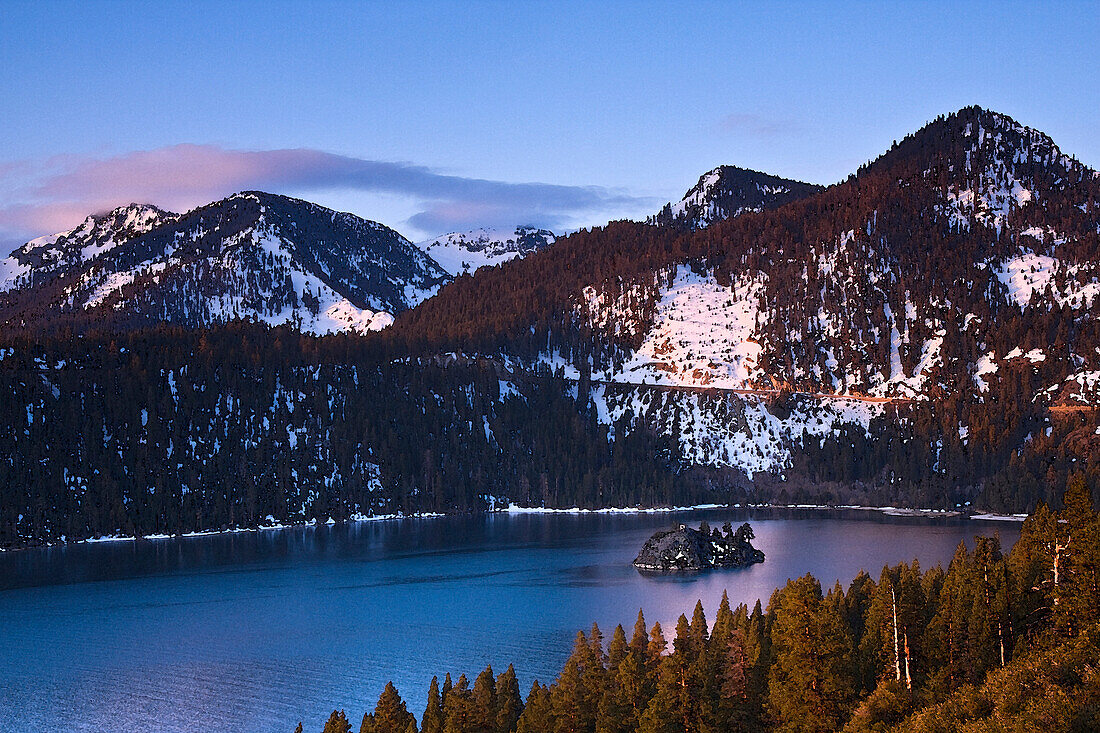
[393,106,1100,507]
[415,226,556,276]
[3,105,1099,542]
[649,165,823,229]
[0,192,450,334]
[0,203,175,291]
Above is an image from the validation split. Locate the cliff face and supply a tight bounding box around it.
[633,522,764,572]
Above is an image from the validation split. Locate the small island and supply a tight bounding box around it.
[633,521,765,572]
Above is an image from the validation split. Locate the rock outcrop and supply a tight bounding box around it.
[633,521,764,572]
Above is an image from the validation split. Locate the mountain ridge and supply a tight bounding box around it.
[0,191,451,334]
[3,105,1100,546]
[415,226,556,276]
[649,165,824,229]
[388,105,1100,499]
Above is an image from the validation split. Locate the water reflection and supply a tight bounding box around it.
[0,508,1019,733]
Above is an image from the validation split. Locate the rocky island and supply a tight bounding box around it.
[633,521,765,572]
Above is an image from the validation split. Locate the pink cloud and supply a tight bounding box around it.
[0,144,653,246]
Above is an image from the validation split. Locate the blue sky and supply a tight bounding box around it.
[1,0,1098,245]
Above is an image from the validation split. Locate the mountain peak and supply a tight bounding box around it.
[650,165,824,230]
[2,202,178,291]
[416,226,556,276]
[857,106,1095,234]
[875,106,1083,174]
[0,193,450,334]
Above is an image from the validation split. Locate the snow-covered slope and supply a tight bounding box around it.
[0,192,450,334]
[551,107,1100,479]
[1,204,175,292]
[650,166,823,229]
[580,266,766,389]
[415,226,555,276]
[593,384,880,479]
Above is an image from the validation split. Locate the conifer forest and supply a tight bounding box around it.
[4,5,1100,732]
[305,483,1100,733]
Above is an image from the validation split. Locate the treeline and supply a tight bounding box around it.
[797,394,1100,514]
[0,325,710,548]
[4,320,1099,547]
[305,479,1100,733]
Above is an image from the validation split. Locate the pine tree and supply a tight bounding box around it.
[471,666,497,733]
[767,575,856,733]
[372,682,416,733]
[646,622,667,666]
[1056,473,1100,635]
[639,611,710,733]
[606,625,629,673]
[688,601,709,661]
[715,626,750,729]
[422,677,444,733]
[443,675,473,733]
[629,610,649,659]
[551,636,592,733]
[323,710,353,733]
[516,682,555,733]
[581,623,608,727]
[495,665,524,733]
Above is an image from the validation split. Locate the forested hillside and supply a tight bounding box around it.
[390,106,1100,511]
[0,326,696,547]
[4,106,1100,542]
[304,480,1100,733]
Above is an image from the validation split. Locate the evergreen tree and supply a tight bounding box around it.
[551,636,593,733]
[495,665,524,733]
[646,622,667,667]
[629,610,649,659]
[422,677,445,733]
[323,710,353,733]
[516,682,555,733]
[1055,473,1100,635]
[471,666,497,733]
[767,575,856,733]
[372,682,416,733]
[443,675,473,733]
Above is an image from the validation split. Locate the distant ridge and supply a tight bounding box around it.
[0,192,450,334]
[649,165,823,229]
[415,226,556,276]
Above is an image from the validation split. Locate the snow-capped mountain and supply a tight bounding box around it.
[415,226,556,276]
[399,106,1100,487]
[1,204,175,291]
[7,105,1100,542]
[649,165,823,229]
[0,192,450,334]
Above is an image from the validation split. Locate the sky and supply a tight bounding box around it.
[1,0,1098,248]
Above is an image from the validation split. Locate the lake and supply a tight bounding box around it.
[0,508,1020,733]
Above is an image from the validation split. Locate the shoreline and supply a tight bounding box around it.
[2,503,1028,553]
[3,511,446,552]
[504,502,1028,522]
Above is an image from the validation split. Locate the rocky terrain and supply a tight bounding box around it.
[633,521,765,571]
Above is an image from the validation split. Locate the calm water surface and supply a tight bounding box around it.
[0,509,1020,733]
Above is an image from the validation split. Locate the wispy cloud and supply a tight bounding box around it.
[715,113,801,139]
[0,144,654,246]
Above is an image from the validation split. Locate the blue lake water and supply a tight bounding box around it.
[0,508,1020,733]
